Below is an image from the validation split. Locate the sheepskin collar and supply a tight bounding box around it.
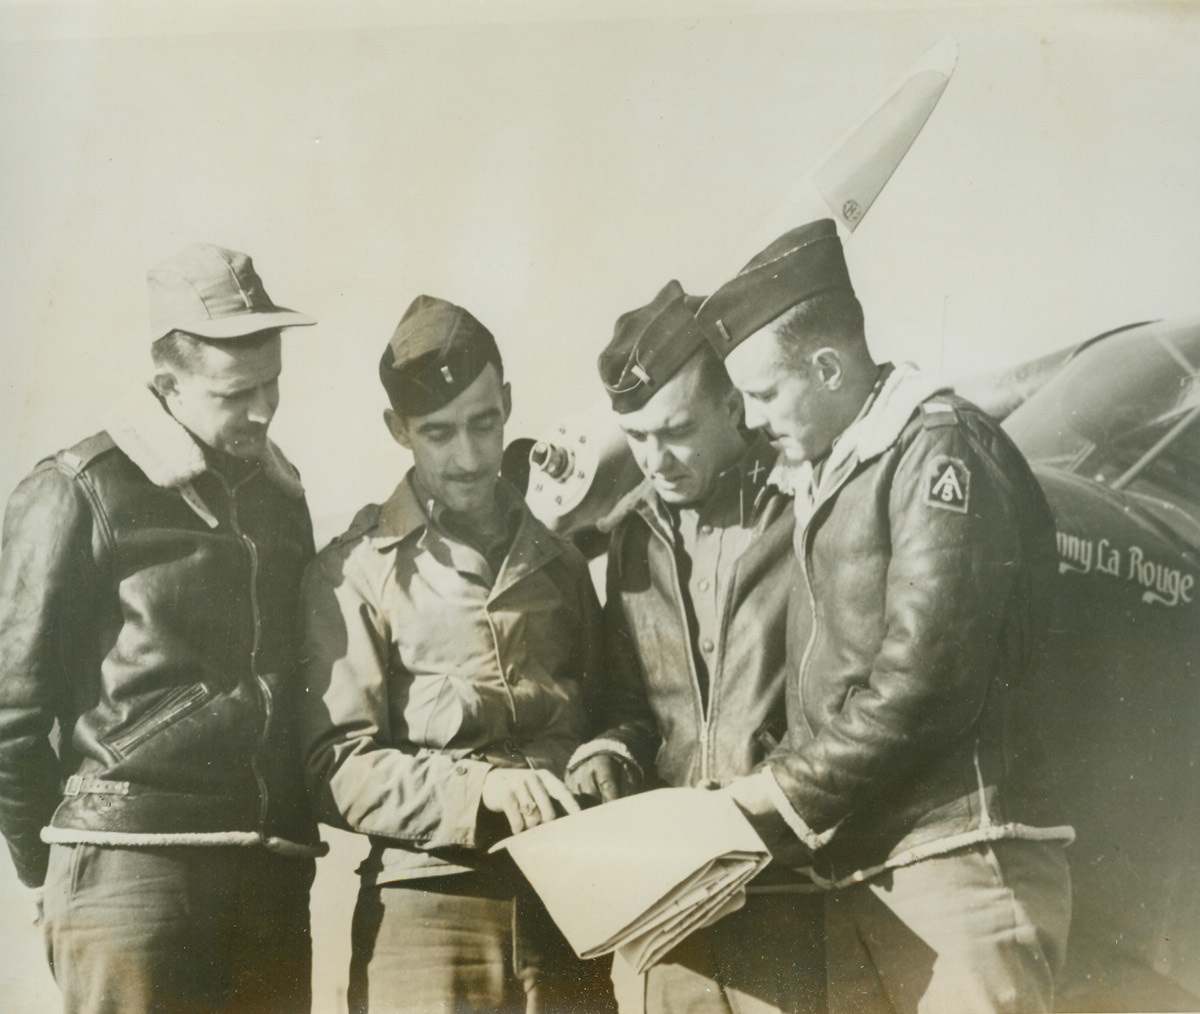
[780,362,946,502]
[103,385,304,498]
[837,361,946,466]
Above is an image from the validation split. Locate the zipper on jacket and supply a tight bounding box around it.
[794,454,862,735]
[220,471,272,833]
[651,521,711,782]
[252,673,274,832]
[108,683,211,754]
[795,505,828,737]
[705,555,749,781]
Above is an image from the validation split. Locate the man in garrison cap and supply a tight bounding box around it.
[298,296,612,1013]
[699,219,1074,1013]
[563,280,823,1013]
[0,243,324,1013]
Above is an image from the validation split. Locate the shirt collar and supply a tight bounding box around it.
[635,432,783,533]
[371,469,526,553]
[372,471,430,547]
[368,472,567,597]
[412,471,524,539]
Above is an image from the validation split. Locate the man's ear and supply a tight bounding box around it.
[812,348,844,391]
[724,384,745,425]
[501,382,513,423]
[384,407,411,449]
[152,371,179,402]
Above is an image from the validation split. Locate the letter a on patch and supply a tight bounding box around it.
[925,455,970,513]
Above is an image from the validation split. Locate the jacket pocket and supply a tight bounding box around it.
[107,683,212,756]
[841,684,865,712]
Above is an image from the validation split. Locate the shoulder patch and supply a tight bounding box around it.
[920,400,959,429]
[924,454,970,514]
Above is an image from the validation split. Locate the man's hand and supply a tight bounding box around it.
[565,753,639,804]
[723,773,776,819]
[720,774,815,867]
[481,767,581,835]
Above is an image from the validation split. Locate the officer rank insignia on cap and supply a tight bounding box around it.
[696,218,854,358]
[598,280,717,413]
[924,454,970,514]
[379,295,501,416]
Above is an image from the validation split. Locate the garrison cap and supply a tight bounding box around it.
[379,296,502,416]
[697,219,853,357]
[599,280,717,413]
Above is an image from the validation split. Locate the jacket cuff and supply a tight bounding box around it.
[566,738,642,778]
[8,840,50,889]
[759,768,839,851]
[443,757,494,848]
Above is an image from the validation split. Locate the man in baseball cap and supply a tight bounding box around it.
[563,280,822,1013]
[147,243,315,463]
[702,219,1073,1013]
[0,242,324,1013]
[146,242,315,341]
[300,296,612,1012]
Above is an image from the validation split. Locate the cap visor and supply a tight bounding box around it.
[170,307,316,340]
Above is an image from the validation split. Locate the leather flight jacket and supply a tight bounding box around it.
[760,365,1073,885]
[0,389,325,887]
[576,437,797,789]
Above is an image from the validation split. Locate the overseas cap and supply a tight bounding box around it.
[380,295,502,417]
[599,280,716,413]
[697,219,853,358]
[147,243,315,342]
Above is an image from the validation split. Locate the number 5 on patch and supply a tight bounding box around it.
[925,455,970,513]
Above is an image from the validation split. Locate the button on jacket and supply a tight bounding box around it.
[759,364,1073,884]
[300,472,603,885]
[0,388,324,888]
[586,438,797,789]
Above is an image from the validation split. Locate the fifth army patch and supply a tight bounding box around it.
[924,455,970,513]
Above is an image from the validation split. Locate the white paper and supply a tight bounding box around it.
[494,787,770,969]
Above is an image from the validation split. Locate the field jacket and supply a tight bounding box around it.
[300,472,603,885]
[752,363,1074,886]
[0,388,324,888]
[572,438,797,789]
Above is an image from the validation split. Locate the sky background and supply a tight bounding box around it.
[1,1,1199,1010]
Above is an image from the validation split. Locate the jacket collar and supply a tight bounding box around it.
[790,361,946,507]
[103,385,304,498]
[624,432,783,537]
[372,471,429,545]
[838,361,946,465]
[369,470,564,592]
[374,469,525,546]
